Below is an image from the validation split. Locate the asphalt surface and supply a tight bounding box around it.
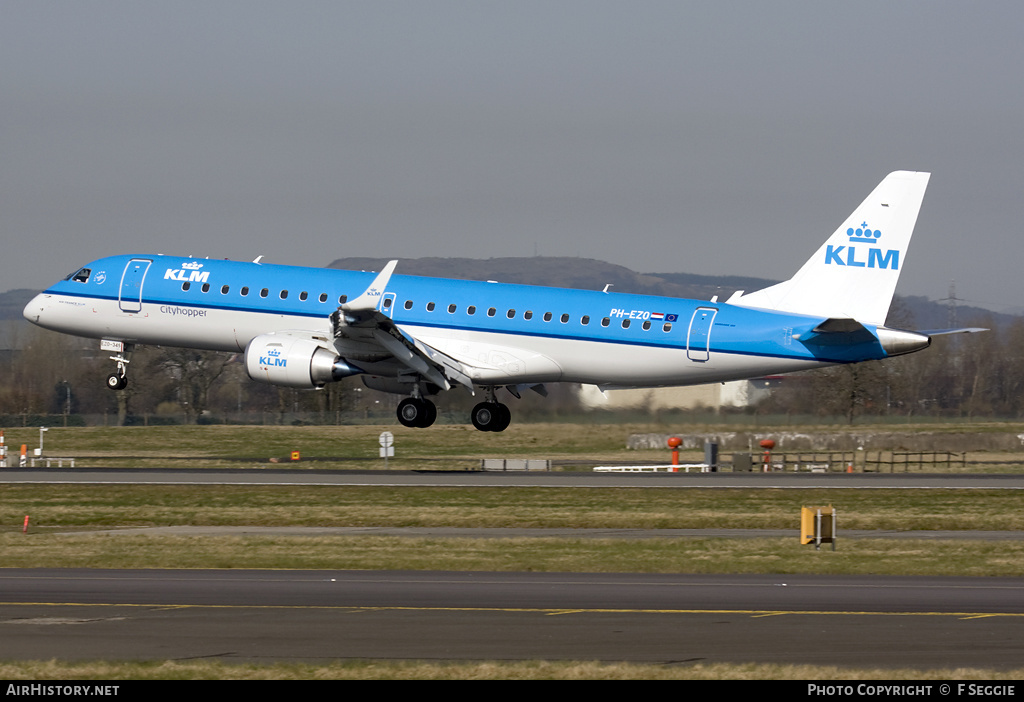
[1,569,1022,668]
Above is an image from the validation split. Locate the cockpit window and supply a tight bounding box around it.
[67,268,91,283]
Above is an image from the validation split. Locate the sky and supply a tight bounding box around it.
[2,2,1022,313]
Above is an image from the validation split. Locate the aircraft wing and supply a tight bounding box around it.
[331,261,473,391]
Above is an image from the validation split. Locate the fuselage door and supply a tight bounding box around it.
[118,259,152,313]
[686,307,717,362]
[380,292,397,318]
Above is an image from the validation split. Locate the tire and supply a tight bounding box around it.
[419,399,437,428]
[106,373,126,390]
[471,402,495,431]
[491,403,511,432]
[471,402,510,432]
[397,398,437,428]
[397,398,423,428]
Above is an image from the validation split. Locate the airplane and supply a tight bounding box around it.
[23,170,974,431]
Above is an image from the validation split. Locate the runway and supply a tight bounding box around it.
[1,569,1022,668]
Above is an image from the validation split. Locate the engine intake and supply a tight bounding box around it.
[245,333,361,388]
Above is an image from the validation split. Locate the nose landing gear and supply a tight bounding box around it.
[105,370,127,390]
[105,346,132,391]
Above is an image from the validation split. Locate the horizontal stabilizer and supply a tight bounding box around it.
[917,327,988,336]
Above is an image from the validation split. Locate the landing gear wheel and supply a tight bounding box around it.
[397,398,437,428]
[106,373,127,390]
[471,402,511,432]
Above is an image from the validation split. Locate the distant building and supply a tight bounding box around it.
[577,378,779,412]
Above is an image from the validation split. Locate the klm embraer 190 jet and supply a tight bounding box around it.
[24,171,970,431]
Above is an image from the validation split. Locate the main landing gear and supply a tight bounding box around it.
[471,401,510,432]
[395,386,512,432]
[470,386,510,432]
[396,397,437,428]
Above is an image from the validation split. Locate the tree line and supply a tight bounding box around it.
[1,311,1019,426]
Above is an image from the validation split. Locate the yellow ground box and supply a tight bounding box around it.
[801,505,836,550]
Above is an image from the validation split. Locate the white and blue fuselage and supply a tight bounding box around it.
[26,255,891,382]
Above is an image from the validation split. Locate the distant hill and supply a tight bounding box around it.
[328,256,778,301]
[0,289,36,320]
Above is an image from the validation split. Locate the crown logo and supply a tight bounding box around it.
[181,261,204,270]
[847,222,882,243]
[267,349,281,357]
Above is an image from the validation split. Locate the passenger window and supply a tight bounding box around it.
[339,294,348,304]
[182,282,190,291]
[427,302,436,311]
[383,298,392,308]
[507,309,516,319]
[260,288,269,298]
[300,291,308,301]
[221,285,230,294]
[543,312,552,322]
[448,304,457,313]
[621,319,631,329]
[487,308,496,317]
[201,283,210,293]
[404,300,413,310]
[524,310,533,320]
[602,318,610,327]
[663,323,672,332]
[581,315,590,325]
[319,293,328,303]
[467,306,476,315]
[642,320,651,331]
[560,313,569,323]
[241,287,249,296]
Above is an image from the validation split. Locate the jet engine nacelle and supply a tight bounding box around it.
[245,333,361,388]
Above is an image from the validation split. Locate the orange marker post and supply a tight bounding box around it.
[667,437,682,472]
[759,439,775,473]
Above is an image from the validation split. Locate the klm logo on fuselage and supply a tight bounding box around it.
[824,223,899,270]
[164,261,210,283]
[260,348,287,367]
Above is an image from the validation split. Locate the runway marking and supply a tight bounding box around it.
[1,602,1023,619]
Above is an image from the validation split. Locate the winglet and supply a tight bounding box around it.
[343,260,398,312]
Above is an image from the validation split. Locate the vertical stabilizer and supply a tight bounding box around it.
[732,171,930,326]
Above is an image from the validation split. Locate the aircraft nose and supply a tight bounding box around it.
[23,293,48,324]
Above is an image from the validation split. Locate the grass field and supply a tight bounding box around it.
[2,483,1023,575]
